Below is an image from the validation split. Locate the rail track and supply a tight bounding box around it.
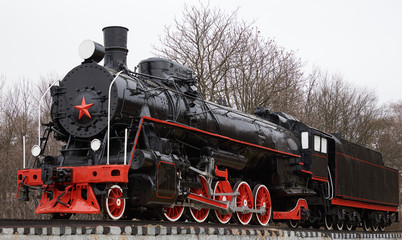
[0,219,401,239]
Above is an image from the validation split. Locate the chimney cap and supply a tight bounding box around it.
[102,26,129,31]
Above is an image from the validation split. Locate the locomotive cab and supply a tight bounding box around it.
[298,127,333,183]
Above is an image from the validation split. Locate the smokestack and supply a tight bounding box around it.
[102,26,129,71]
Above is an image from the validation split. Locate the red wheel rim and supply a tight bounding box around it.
[235,181,253,225]
[214,181,233,224]
[163,205,184,222]
[189,176,210,222]
[254,184,271,226]
[106,185,125,220]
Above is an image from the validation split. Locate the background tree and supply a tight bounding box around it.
[155,3,304,115]
[156,3,249,103]
[0,74,64,219]
[0,77,39,218]
[301,69,381,146]
[227,31,304,114]
[374,101,402,169]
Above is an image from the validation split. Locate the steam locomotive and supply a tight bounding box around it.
[17,26,399,231]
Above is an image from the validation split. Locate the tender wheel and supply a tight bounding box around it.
[379,223,386,232]
[345,221,354,231]
[213,180,233,224]
[253,184,271,226]
[311,208,323,229]
[324,215,334,230]
[335,220,344,230]
[363,218,371,231]
[234,181,253,225]
[163,205,185,222]
[105,185,125,220]
[371,222,379,232]
[288,219,299,228]
[189,176,210,223]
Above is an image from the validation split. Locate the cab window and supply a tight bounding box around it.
[301,132,309,149]
[314,135,321,152]
[314,135,328,154]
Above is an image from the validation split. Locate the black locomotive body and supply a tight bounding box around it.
[17,26,398,230]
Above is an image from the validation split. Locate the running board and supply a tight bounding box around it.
[272,198,308,220]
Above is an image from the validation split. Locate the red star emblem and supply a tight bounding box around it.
[74,96,94,119]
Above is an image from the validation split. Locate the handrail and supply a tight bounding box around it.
[38,80,59,146]
[124,128,128,165]
[107,71,123,165]
[23,136,26,169]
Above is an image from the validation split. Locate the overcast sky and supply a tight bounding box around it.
[1,0,401,104]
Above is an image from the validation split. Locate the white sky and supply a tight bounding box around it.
[1,0,401,104]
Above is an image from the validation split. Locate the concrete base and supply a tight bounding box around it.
[0,225,401,240]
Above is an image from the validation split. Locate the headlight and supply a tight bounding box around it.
[79,40,105,63]
[31,145,41,157]
[90,139,101,151]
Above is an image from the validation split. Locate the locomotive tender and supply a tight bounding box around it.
[17,26,399,231]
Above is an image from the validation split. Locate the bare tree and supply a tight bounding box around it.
[0,77,39,218]
[374,101,402,169]
[155,2,305,116]
[374,102,402,231]
[0,74,62,219]
[227,31,304,114]
[155,3,252,102]
[301,70,381,146]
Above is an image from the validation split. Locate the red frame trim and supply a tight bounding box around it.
[273,198,308,220]
[335,193,398,207]
[301,170,312,174]
[141,116,301,158]
[312,176,328,182]
[156,161,177,199]
[336,153,398,172]
[331,197,398,212]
